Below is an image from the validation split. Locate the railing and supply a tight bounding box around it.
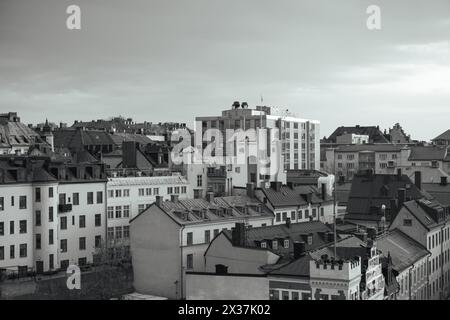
[58,204,73,213]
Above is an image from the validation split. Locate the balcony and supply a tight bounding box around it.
[58,204,72,213]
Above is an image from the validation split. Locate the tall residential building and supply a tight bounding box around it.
[196,102,320,194]
[0,155,107,275]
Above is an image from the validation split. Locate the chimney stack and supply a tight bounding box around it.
[321,183,326,200]
[293,241,306,259]
[397,168,402,181]
[170,194,179,203]
[270,181,282,192]
[285,217,291,228]
[232,223,246,247]
[397,188,406,210]
[441,176,448,186]
[155,195,163,206]
[246,183,255,198]
[206,192,214,203]
[414,171,422,190]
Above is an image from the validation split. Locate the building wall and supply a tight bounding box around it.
[57,182,106,267]
[204,233,279,274]
[396,255,429,300]
[268,276,311,300]
[186,273,269,300]
[182,217,273,272]
[130,204,182,299]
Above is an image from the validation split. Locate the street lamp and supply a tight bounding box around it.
[381,204,386,235]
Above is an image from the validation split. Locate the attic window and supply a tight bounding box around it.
[272,240,278,250]
[261,241,267,249]
[307,235,313,245]
[403,219,412,226]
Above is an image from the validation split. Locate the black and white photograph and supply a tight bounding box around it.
[1,0,450,312]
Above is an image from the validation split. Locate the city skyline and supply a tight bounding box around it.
[1,0,450,141]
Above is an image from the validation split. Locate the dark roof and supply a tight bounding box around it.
[326,126,389,144]
[408,146,447,161]
[224,221,334,253]
[432,129,450,141]
[422,183,450,207]
[346,173,427,222]
[333,144,404,153]
[401,199,448,230]
[376,229,429,273]
[54,129,114,151]
[286,170,327,185]
[261,185,307,208]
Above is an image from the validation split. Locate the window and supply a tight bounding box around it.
[282,291,289,300]
[107,227,114,240]
[214,229,219,237]
[78,258,87,266]
[60,216,67,230]
[34,210,41,226]
[320,207,324,217]
[107,206,114,219]
[197,175,202,187]
[181,186,187,194]
[138,188,145,196]
[95,235,102,248]
[115,206,122,218]
[187,232,193,245]
[186,254,194,270]
[49,229,54,245]
[36,234,41,249]
[272,240,278,250]
[19,195,27,209]
[19,244,27,258]
[284,239,290,248]
[270,290,280,300]
[312,208,317,218]
[403,219,413,227]
[167,187,173,194]
[10,245,15,259]
[138,204,145,213]
[298,210,303,220]
[276,212,281,222]
[305,210,309,219]
[123,205,130,218]
[0,246,4,260]
[292,292,299,300]
[291,211,296,220]
[282,212,287,221]
[0,197,3,211]
[11,196,14,206]
[19,220,27,234]
[108,190,114,198]
[87,192,94,204]
[35,187,41,202]
[146,188,152,196]
[153,188,159,195]
[205,230,211,243]
[115,189,122,198]
[307,235,313,245]
[79,215,86,228]
[79,237,86,250]
[97,191,103,204]
[123,226,130,238]
[113,226,122,239]
[261,241,267,248]
[175,186,180,194]
[95,214,101,227]
[61,239,67,252]
[49,207,54,222]
[8,221,14,235]
[49,187,54,198]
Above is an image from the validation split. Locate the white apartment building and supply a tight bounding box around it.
[196,102,320,193]
[106,174,193,245]
[0,156,107,276]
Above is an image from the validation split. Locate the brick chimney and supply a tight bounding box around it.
[232,223,246,247]
[206,192,214,203]
[414,171,422,190]
[397,188,406,210]
[293,241,306,259]
[246,183,255,198]
[155,195,163,206]
[441,176,448,186]
[170,194,179,203]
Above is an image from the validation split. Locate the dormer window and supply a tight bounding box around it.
[284,239,289,248]
[307,235,313,245]
[261,241,267,249]
[272,240,278,250]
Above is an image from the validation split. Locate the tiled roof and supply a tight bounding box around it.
[346,173,427,221]
[0,120,42,148]
[107,175,189,186]
[408,146,447,161]
[261,186,308,208]
[333,144,404,153]
[422,183,450,207]
[376,229,429,273]
[432,129,450,141]
[401,199,447,230]
[54,129,114,151]
[326,126,389,144]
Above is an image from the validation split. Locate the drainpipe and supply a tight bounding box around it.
[409,264,415,300]
[440,225,445,300]
[179,225,185,300]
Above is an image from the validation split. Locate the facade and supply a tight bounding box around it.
[389,199,450,299]
[196,102,320,192]
[106,174,193,248]
[0,155,107,276]
[130,192,274,299]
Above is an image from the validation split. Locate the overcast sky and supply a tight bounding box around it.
[1,0,449,140]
